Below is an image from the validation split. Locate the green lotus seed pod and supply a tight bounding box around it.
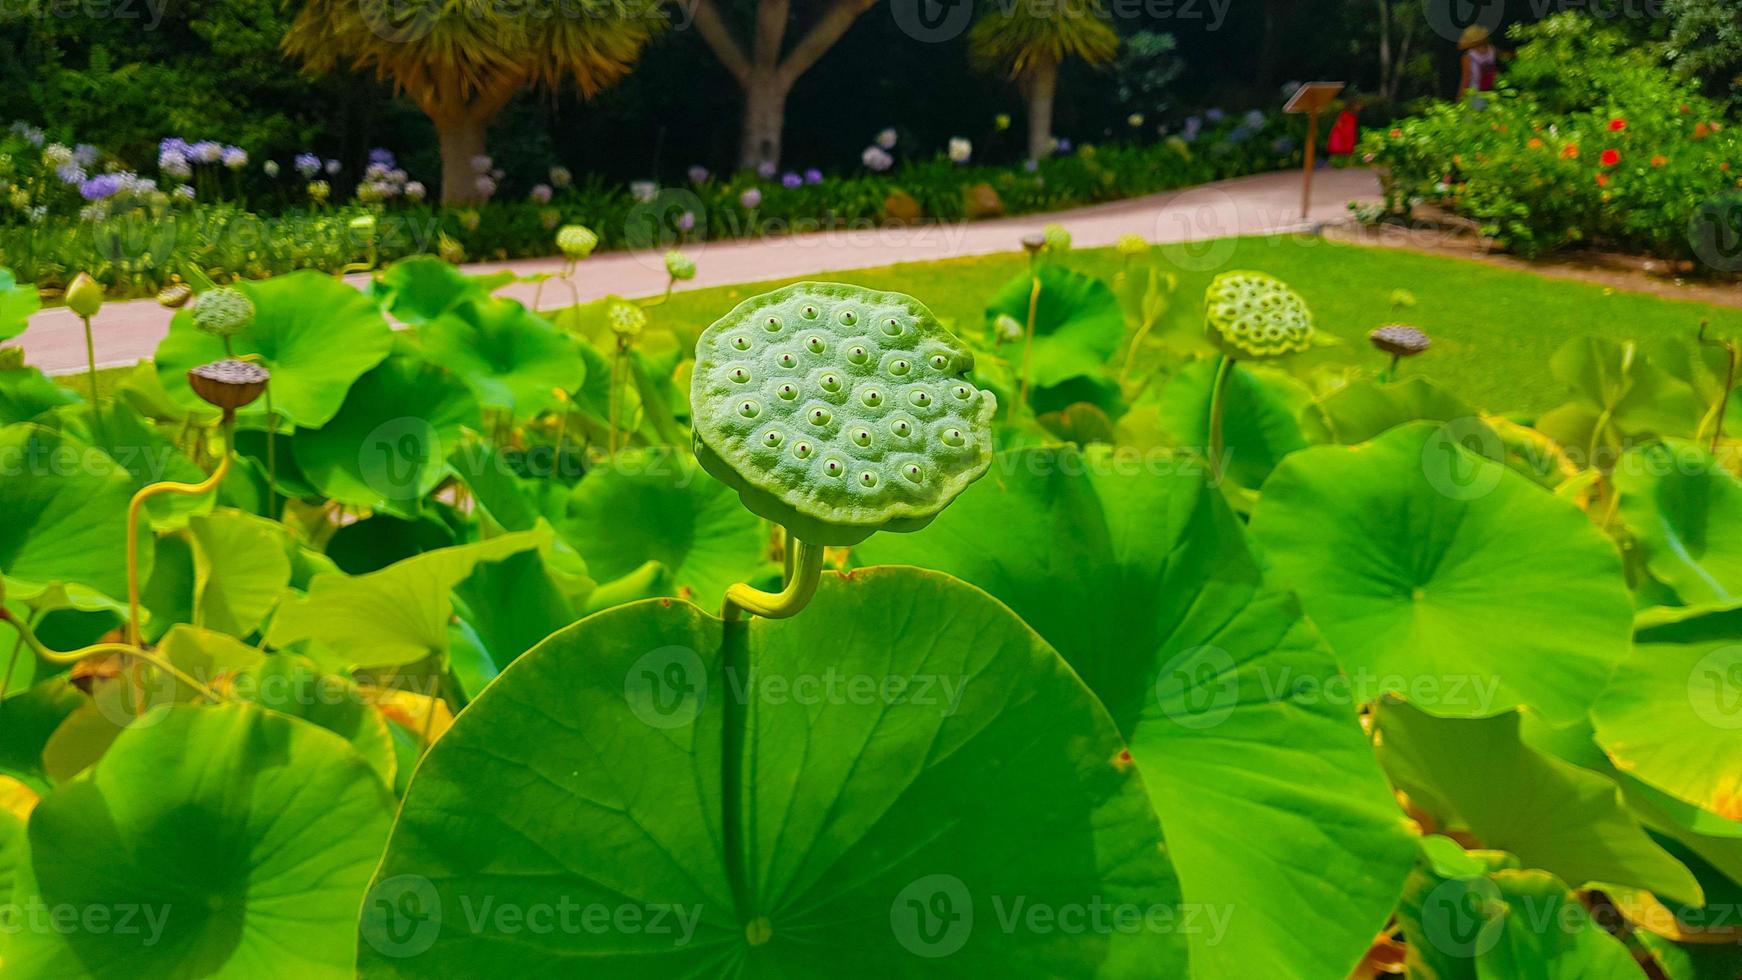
[1370,324,1431,357]
[65,272,104,318]
[191,286,256,339]
[157,281,192,309]
[1203,270,1315,359]
[556,224,598,261]
[0,347,23,371]
[607,300,647,339]
[664,250,696,281]
[1042,222,1072,253]
[691,282,997,546]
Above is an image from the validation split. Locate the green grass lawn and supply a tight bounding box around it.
[60,236,1740,415]
[646,235,1742,414]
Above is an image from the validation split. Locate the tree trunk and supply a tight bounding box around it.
[437,117,489,206]
[739,71,789,171]
[1025,62,1058,162]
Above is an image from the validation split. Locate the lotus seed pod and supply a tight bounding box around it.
[0,347,22,371]
[607,300,647,339]
[187,358,270,412]
[664,250,696,281]
[1203,270,1315,359]
[556,224,598,261]
[157,281,192,309]
[1116,233,1149,257]
[691,282,997,546]
[1020,233,1046,255]
[1042,222,1072,252]
[65,273,104,318]
[349,213,377,244]
[1370,324,1431,357]
[191,286,255,339]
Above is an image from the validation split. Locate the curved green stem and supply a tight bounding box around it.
[1207,355,1236,485]
[1699,321,1736,453]
[723,534,823,622]
[1016,263,1042,407]
[1119,308,1160,385]
[0,613,224,704]
[80,314,107,448]
[128,414,234,648]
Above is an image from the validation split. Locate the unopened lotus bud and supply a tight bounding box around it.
[1116,233,1149,257]
[65,273,104,318]
[191,287,255,339]
[556,224,598,261]
[664,250,696,281]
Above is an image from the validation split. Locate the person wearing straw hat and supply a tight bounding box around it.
[1459,25,1500,96]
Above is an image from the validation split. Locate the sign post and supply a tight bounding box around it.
[1282,82,1346,224]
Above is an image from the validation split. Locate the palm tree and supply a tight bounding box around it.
[284,0,665,204]
[969,0,1119,162]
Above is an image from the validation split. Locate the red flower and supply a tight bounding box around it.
[1651,155,1668,167]
[1600,148,1621,167]
[1609,118,1627,132]
[1562,144,1580,160]
[1596,173,1609,187]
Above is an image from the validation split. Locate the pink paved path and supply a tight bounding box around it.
[20,168,1382,376]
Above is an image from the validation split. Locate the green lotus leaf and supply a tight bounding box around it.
[556,448,766,606]
[1614,439,1742,604]
[154,271,394,428]
[1250,422,1632,724]
[325,514,457,575]
[154,625,266,700]
[0,679,84,794]
[373,256,493,325]
[358,568,1184,977]
[1636,925,1742,980]
[291,353,481,512]
[1395,837,1640,980]
[1535,337,1701,455]
[417,297,583,421]
[228,655,396,786]
[1592,636,1742,823]
[0,367,77,426]
[61,401,214,530]
[1375,702,1701,905]
[983,264,1125,389]
[5,702,394,978]
[857,445,1414,978]
[693,282,996,547]
[1155,358,1310,489]
[187,509,293,638]
[1300,376,1474,445]
[450,547,579,694]
[0,423,150,614]
[0,268,40,342]
[0,789,21,952]
[267,528,552,670]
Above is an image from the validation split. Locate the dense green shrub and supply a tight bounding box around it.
[1361,14,1742,261]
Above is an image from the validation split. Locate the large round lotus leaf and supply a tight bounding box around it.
[0,423,150,613]
[1614,439,1742,605]
[154,271,394,428]
[373,256,506,325]
[691,282,996,546]
[0,679,84,794]
[227,654,397,786]
[1250,422,1632,725]
[358,568,1184,977]
[555,448,765,604]
[0,268,41,342]
[1593,638,1742,822]
[857,446,1415,979]
[417,297,584,421]
[1203,271,1314,359]
[0,367,78,426]
[982,264,1125,389]
[1300,376,1474,445]
[291,353,481,512]
[5,702,394,978]
[1155,358,1310,490]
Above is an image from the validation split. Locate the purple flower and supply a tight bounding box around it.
[221,146,248,170]
[158,147,191,180]
[475,174,497,198]
[173,184,196,202]
[804,168,823,185]
[369,147,396,167]
[1205,108,1226,123]
[294,153,320,177]
[73,144,98,167]
[739,188,762,209]
[861,146,893,172]
[781,171,802,189]
[1182,117,1203,142]
[56,163,87,185]
[756,160,777,179]
[677,211,697,231]
[1056,138,1073,154]
[687,165,710,184]
[79,173,124,201]
[192,140,222,164]
[529,183,553,204]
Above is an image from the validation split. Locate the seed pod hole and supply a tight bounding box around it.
[942,428,965,446]
[847,345,870,365]
[890,419,913,438]
[739,400,760,419]
[888,358,911,376]
[881,317,902,337]
[839,310,857,326]
[729,367,751,384]
[862,389,883,407]
[819,373,842,393]
[778,353,797,369]
[809,407,832,426]
[858,471,878,488]
[732,336,752,351]
[806,337,825,354]
[910,390,934,408]
[777,383,798,400]
[763,430,784,447]
[801,305,819,319]
[928,354,950,371]
[823,459,844,477]
[952,385,972,400]
[903,464,923,483]
[793,441,814,459]
[850,428,872,447]
[763,315,782,332]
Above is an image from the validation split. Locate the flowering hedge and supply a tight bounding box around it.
[1360,17,1742,263]
[0,114,1300,296]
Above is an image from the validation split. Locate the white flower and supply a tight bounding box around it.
[43,143,74,167]
[861,146,893,172]
[173,184,196,201]
[875,128,897,150]
[470,155,493,174]
[529,183,553,204]
[947,137,971,164]
[475,174,497,198]
[630,180,658,203]
[263,160,281,178]
[192,141,222,164]
[549,166,572,188]
[404,181,427,201]
[1127,113,1145,128]
[324,158,341,175]
[221,146,248,170]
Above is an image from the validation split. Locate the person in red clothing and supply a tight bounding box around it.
[1328,101,1360,159]
[1460,26,1500,95]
